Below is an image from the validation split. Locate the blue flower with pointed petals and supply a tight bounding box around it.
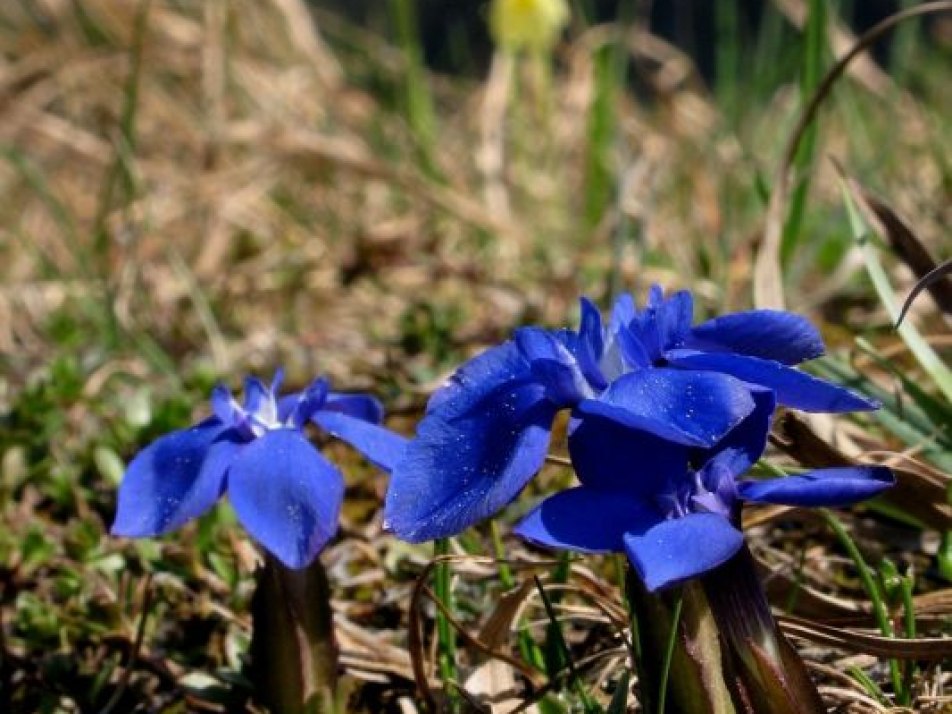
[515,387,894,591]
[384,285,878,542]
[113,371,406,569]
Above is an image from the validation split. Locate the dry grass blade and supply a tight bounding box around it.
[815,685,890,713]
[335,616,417,683]
[478,578,536,651]
[841,181,952,322]
[897,259,952,328]
[422,584,544,686]
[407,555,555,711]
[753,0,952,309]
[100,572,155,714]
[778,615,952,660]
[505,649,628,714]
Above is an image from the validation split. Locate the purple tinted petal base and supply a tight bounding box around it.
[515,487,659,554]
[228,429,344,569]
[737,466,894,507]
[624,513,745,592]
[112,419,242,537]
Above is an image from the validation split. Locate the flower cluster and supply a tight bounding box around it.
[112,370,405,569]
[113,287,894,591]
[384,286,893,587]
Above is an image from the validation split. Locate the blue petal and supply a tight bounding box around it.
[278,378,330,427]
[515,486,659,554]
[577,370,756,447]
[112,419,242,537]
[243,376,273,418]
[227,429,344,569]
[269,368,286,395]
[665,350,879,412]
[685,310,825,364]
[615,327,651,370]
[324,393,384,423]
[514,327,591,404]
[210,384,240,425]
[693,386,775,477]
[629,309,663,359]
[426,341,530,417]
[575,299,608,389]
[626,286,693,358]
[609,293,636,333]
[312,410,408,471]
[737,466,894,507]
[645,284,665,308]
[568,414,688,497]
[600,294,644,378]
[384,383,556,542]
[655,289,694,349]
[624,513,745,591]
[578,297,604,362]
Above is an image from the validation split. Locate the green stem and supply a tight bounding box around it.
[533,576,598,712]
[251,554,338,714]
[820,510,903,699]
[625,568,735,714]
[433,538,459,710]
[391,0,438,177]
[656,593,683,714]
[898,572,916,705]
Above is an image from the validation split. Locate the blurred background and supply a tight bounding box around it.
[0,1,948,711]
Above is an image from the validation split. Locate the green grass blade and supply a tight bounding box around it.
[533,575,601,713]
[656,591,683,714]
[390,0,438,176]
[840,181,952,402]
[821,510,903,699]
[781,0,826,264]
[433,538,460,711]
[606,670,630,714]
[846,664,888,705]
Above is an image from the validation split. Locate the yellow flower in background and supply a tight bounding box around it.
[490,0,570,52]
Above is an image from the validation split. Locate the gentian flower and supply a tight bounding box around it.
[384,286,878,541]
[113,371,406,569]
[514,386,894,590]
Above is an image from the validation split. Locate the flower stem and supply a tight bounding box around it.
[251,554,338,714]
[433,538,460,711]
[625,568,735,714]
[701,544,825,714]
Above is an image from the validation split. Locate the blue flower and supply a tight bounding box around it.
[112,371,406,569]
[514,387,894,590]
[384,286,878,541]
